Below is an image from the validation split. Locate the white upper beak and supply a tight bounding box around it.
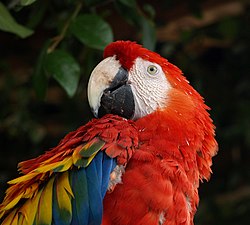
[87,56,121,117]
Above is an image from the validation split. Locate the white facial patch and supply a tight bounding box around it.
[88,56,121,117]
[128,58,172,119]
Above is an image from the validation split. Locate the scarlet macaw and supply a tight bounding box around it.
[0,41,217,225]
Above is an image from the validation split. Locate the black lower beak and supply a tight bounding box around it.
[98,67,135,119]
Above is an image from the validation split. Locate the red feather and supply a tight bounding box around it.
[102,41,217,225]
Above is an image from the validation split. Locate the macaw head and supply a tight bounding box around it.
[88,40,217,181]
[88,40,206,121]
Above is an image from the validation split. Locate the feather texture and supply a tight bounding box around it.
[0,115,138,225]
[52,172,73,225]
[36,177,54,225]
[70,168,89,225]
[1,41,217,225]
[102,41,217,225]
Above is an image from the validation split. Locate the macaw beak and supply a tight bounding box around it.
[88,56,135,119]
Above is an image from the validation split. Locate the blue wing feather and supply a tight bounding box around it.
[86,158,103,225]
[52,190,61,225]
[69,151,116,225]
[70,168,89,225]
[92,151,103,186]
[101,153,116,198]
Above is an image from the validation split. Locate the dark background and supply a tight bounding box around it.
[0,0,249,224]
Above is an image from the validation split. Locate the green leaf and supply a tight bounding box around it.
[70,14,113,50]
[143,4,155,19]
[26,1,48,29]
[0,2,33,38]
[33,41,50,99]
[44,50,81,97]
[20,0,37,6]
[115,0,140,26]
[141,18,156,51]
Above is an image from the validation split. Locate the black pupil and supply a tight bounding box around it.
[150,67,154,71]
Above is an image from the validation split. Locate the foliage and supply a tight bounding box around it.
[0,0,156,98]
[0,2,33,38]
[0,0,249,224]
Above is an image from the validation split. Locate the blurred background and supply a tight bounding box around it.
[0,0,249,224]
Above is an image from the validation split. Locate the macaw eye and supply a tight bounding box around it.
[147,65,158,75]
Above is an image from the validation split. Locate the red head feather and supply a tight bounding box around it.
[104,41,200,101]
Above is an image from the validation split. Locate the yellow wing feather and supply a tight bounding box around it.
[0,138,105,224]
[35,177,55,225]
[2,194,22,211]
[1,208,18,225]
[18,198,38,225]
[55,171,73,221]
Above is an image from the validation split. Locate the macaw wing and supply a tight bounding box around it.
[0,115,138,225]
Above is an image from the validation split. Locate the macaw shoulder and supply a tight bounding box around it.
[18,114,139,174]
